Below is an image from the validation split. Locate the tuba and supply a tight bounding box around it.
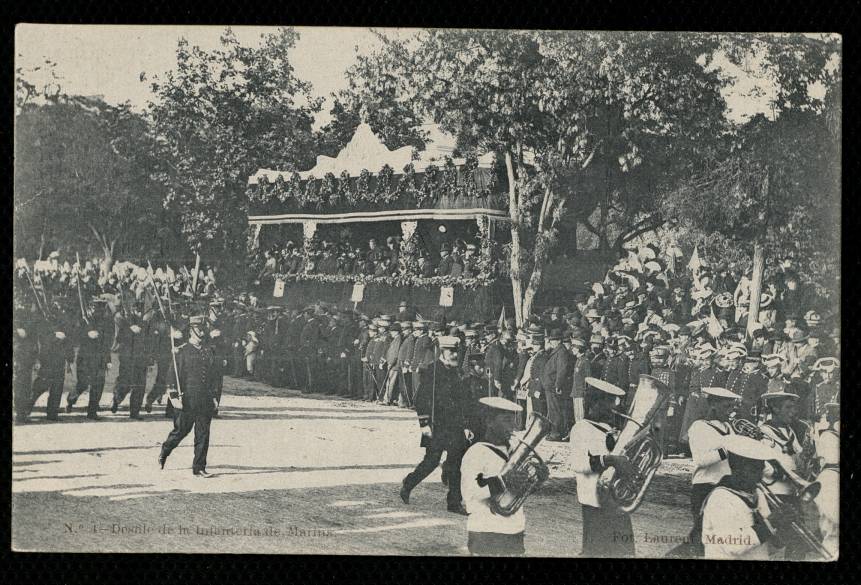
[597,374,671,514]
[489,413,552,516]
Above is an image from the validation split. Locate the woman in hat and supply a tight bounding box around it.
[570,377,636,557]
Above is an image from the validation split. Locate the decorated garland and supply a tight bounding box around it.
[268,271,496,291]
[249,155,501,210]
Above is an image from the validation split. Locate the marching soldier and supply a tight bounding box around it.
[13,318,39,423]
[569,377,636,557]
[400,335,473,515]
[111,307,150,419]
[66,301,113,419]
[31,319,75,421]
[144,317,179,414]
[159,316,218,477]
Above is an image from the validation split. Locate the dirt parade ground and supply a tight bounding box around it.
[13,372,695,557]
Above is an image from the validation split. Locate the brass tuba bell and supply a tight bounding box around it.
[597,374,672,514]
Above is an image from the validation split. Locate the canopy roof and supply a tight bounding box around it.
[249,123,496,185]
[246,123,510,222]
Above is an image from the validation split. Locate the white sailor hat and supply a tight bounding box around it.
[723,434,785,461]
[479,396,523,413]
[762,353,786,366]
[437,335,461,349]
[585,377,626,396]
[702,387,740,400]
[812,357,839,372]
[762,391,799,402]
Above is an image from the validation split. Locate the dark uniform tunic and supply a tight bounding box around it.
[159,342,217,473]
[485,340,516,400]
[725,367,767,422]
[112,318,150,417]
[68,322,112,417]
[13,326,38,422]
[541,345,572,438]
[402,358,471,509]
[32,328,75,420]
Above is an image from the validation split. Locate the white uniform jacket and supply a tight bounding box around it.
[570,419,615,507]
[460,442,526,535]
[688,419,734,485]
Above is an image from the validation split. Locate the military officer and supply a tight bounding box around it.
[208,318,230,415]
[410,321,435,404]
[159,316,218,477]
[725,344,767,422]
[361,323,381,401]
[400,335,473,514]
[485,328,516,401]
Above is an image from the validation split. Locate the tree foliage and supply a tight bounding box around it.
[148,27,322,274]
[14,87,171,264]
[664,33,841,287]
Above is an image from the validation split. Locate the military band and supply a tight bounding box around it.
[12,248,839,559]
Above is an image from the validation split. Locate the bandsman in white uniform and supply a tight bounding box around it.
[460,396,526,556]
[570,377,637,557]
[758,391,806,559]
[670,386,739,557]
[701,435,792,560]
[813,403,839,558]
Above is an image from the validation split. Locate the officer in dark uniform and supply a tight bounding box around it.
[541,329,571,440]
[485,327,516,401]
[300,308,323,393]
[410,321,435,404]
[159,316,218,477]
[400,335,473,514]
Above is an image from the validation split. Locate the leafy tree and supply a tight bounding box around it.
[148,27,322,278]
[14,85,170,266]
[316,31,427,157]
[664,33,841,328]
[372,30,728,324]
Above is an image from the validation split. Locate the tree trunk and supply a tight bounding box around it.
[504,149,524,327]
[746,243,765,337]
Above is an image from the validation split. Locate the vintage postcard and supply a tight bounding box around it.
[13,25,840,559]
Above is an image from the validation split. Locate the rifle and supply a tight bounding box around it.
[21,263,49,319]
[75,252,91,326]
[146,260,183,407]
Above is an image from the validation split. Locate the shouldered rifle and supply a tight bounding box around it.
[146,260,183,408]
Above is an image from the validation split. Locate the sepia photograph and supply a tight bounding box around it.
[12,25,840,560]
